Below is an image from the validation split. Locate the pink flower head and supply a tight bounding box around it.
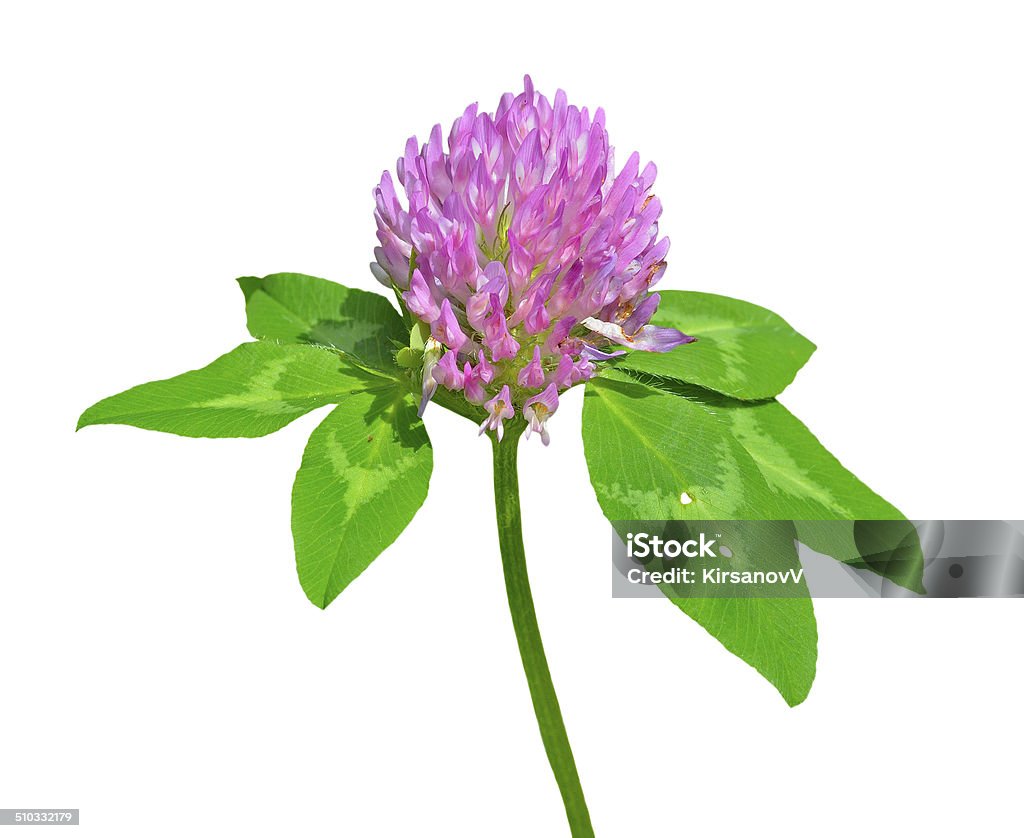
[373,76,694,442]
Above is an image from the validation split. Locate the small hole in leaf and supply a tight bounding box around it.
[680,492,693,505]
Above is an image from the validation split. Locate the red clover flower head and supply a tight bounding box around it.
[373,75,693,444]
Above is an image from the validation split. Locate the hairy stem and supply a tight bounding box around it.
[490,423,595,837]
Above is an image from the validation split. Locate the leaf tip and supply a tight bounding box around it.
[236,275,263,302]
[781,683,813,707]
[299,576,336,611]
[308,590,335,611]
[76,407,97,432]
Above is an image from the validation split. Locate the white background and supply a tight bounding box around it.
[2,2,1022,836]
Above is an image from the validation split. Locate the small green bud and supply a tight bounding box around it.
[396,346,423,369]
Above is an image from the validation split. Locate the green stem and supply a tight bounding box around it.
[490,422,595,838]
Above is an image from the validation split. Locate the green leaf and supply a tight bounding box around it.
[616,291,816,400]
[238,273,407,371]
[583,369,924,700]
[582,371,818,704]
[78,342,369,438]
[292,384,433,608]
